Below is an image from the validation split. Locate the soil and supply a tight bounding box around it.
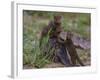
[23,62,90,69]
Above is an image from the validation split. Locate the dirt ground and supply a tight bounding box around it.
[23,61,90,69]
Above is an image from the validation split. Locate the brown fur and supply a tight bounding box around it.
[41,15,62,38]
[39,15,63,48]
[65,32,85,66]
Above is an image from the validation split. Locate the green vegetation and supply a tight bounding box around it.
[23,10,91,68]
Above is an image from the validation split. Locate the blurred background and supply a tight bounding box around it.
[23,10,91,69]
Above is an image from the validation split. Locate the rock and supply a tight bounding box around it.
[58,31,90,50]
